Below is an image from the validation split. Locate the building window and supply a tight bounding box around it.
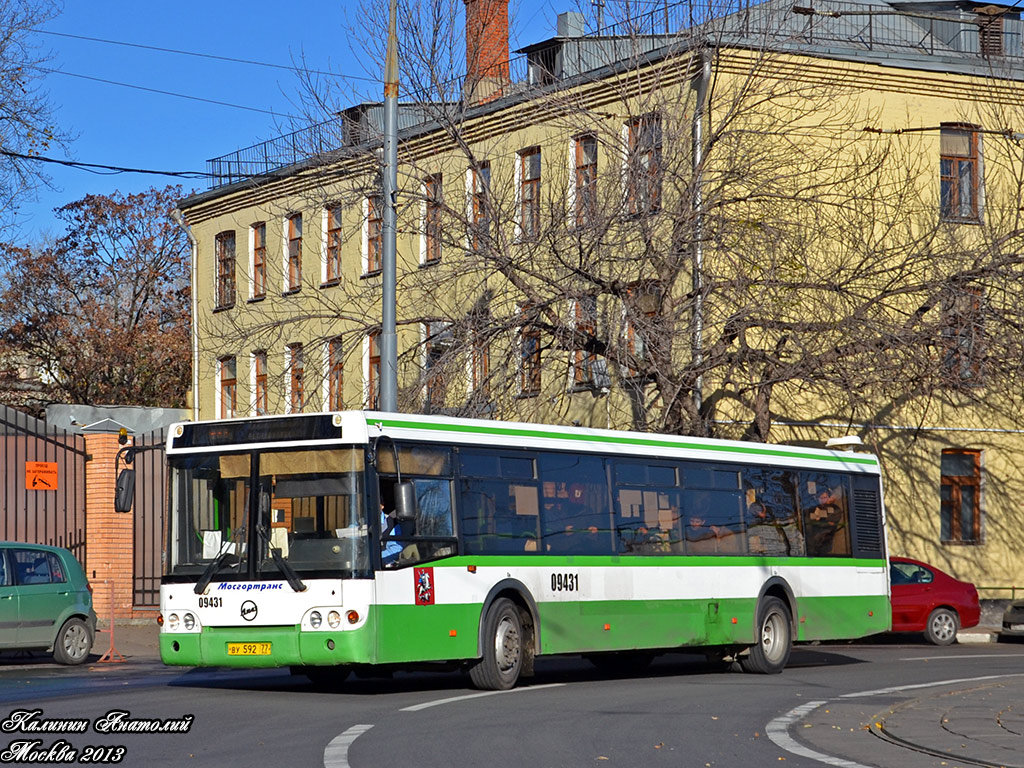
[519,302,541,396]
[287,343,304,413]
[574,134,597,228]
[366,195,383,274]
[471,330,490,397]
[424,321,452,411]
[215,231,236,309]
[518,147,541,240]
[625,282,660,377]
[941,284,984,386]
[252,223,266,299]
[327,337,344,411]
[218,356,237,418]
[941,449,981,543]
[626,113,662,216]
[469,161,491,251]
[573,295,598,387]
[253,350,268,416]
[367,331,381,409]
[286,213,302,292]
[326,206,343,284]
[940,124,980,223]
[424,174,442,264]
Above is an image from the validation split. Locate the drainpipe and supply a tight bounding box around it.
[691,52,712,423]
[172,209,200,422]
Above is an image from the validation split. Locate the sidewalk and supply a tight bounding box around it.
[90,620,162,664]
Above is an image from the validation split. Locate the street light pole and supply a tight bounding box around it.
[380,0,400,412]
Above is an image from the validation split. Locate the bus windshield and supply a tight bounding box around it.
[166,447,370,579]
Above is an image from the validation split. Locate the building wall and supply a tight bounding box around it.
[181,44,1024,588]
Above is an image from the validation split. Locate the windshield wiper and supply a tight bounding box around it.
[194,550,236,595]
[257,525,306,593]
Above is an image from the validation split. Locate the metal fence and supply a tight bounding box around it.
[0,405,88,566]
[129,429,167,608]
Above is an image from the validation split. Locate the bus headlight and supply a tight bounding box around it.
[183,613,196,631]
[327,611,341,628]
[167,613,180,630]
[310,611,322,629]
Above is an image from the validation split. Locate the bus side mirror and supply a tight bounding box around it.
[394,481,417,522]
[114,469,135,513]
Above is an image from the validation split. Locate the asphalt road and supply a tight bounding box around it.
[3,640,1024,768]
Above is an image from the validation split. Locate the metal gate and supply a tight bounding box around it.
[130,429,167,607]
[0,405,88,565]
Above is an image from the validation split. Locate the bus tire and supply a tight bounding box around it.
[925,607,959,646]
[469,598,523,690]
[739,597,792,674]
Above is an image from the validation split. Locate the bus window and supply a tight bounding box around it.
[458,479,540,553]
[539,453,612,555]
[743,468,805,557]
[614,488,681,554]
[800,473,851,557]
[682,488,745,555]
[380,477,457,567]
[378,445,451,476]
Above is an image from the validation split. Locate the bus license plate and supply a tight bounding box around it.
[227,642,271,656]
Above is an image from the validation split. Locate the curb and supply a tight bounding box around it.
[957,629,1000,644]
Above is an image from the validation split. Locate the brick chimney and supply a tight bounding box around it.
[464,0,509,104]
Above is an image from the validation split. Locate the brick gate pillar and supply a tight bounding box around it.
[84,433,134,623]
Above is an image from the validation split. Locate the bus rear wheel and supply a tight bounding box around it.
[469,598,523,691]
[739,597,792,674]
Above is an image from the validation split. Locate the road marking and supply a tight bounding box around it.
[839,673,1024,699]
[766,701,874,768]
[900,653,1024,661]
[324,683,564,767]
[323,724,373,768]
[400,683,565,712]
[768,673,1024,766]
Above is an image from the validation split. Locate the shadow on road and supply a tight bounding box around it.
[166,645,868,696]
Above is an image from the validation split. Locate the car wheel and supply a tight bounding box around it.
[53,618,92,665]
[925,607,959,646]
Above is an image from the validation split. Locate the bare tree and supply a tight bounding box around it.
[194,0,1024,446]
[0,0,70,229]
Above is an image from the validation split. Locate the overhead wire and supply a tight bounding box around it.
[0,148,222,179]
[33,28,379,85]
[32,65,301,119]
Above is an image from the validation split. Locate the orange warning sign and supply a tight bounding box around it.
[25,462,59,491]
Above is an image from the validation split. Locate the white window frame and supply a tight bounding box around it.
[320,207,330,285]
[247,225,256,300]
[216,356,237,419]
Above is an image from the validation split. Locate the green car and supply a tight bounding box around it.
[0,542,97,664]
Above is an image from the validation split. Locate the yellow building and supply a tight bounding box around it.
[179,0,1024,590]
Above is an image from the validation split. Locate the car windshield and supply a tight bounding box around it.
[167,447,370,579]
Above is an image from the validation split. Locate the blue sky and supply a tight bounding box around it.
[17,0,575,241]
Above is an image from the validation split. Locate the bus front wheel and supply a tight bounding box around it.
[469,598,523,691]
[739,597,792,674]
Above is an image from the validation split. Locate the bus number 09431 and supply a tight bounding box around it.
[551,573,579,592]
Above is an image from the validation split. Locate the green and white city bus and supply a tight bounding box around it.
[158,411,889,690]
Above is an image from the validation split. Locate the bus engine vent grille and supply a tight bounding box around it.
[852,488,883,556]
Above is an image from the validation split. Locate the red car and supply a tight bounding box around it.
[889,556,980,645]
